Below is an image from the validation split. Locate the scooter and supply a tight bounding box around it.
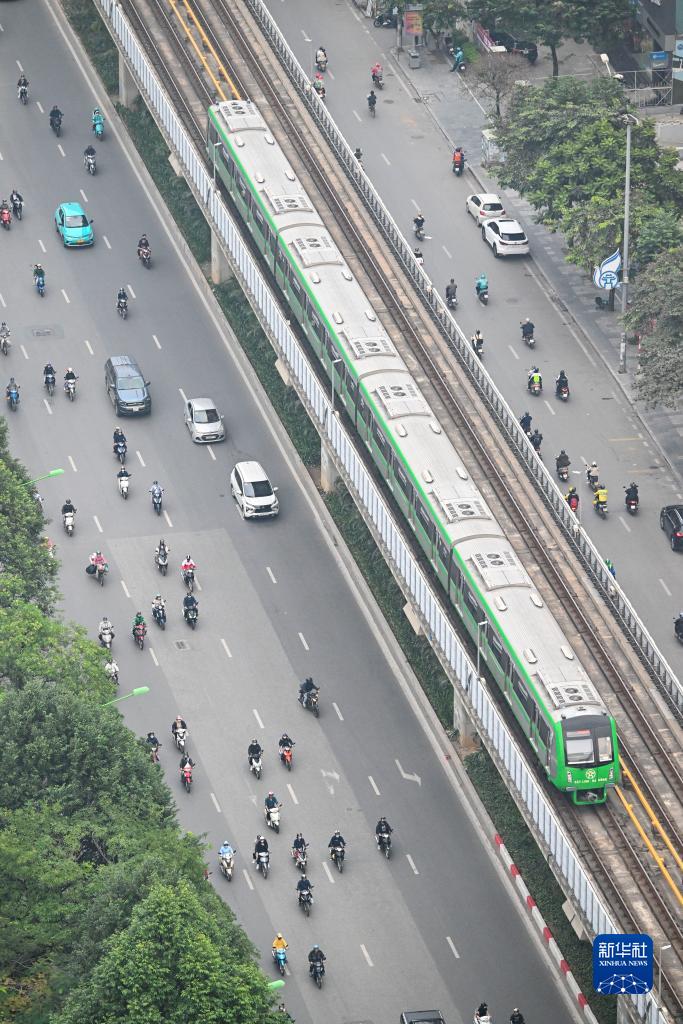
[330,843,345,873]
[265,804,282,833]
[84,153,96,175]
[184,605,198,630]
[0,328,11,356]
[280,745,293,770]
[6,385,19,411]
[117,298,128,320]
[219,850,235,880]
[472,335,483,359]
[256,849,269,878]
[374,11,397,27]
[151,487,163,515]
[118,474,130,499]
[476,283,489,306]
[249,755,262,780]
[156,547,169,575]
[292,846,308,872]
[556,463,570,483]
[376,833,392,859]
[152,603,166,630]
[624,490,639,516]
[18,85,28,105]
[99,627,114,650]
[299,688,320,717]
[529,379,542,397]
[1,208,12,231]
[521,328,535,348]
[50,113,62,137]
[44,373,55,395]
[181,764,193,793]
[138,246,152,269]
[133,623,147,649]
[593,498,608,520]
[63,511,75,536]
[174,727,188,752]
[414,222,425,242]
[64,377,78,401]
[556,383,569,402]
[273,948,288,976]
[93,116,105,139]
[115,441,127,464]
[11,197,23,220]
[35,274,45,297]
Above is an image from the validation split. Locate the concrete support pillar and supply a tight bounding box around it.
[211,232,233,285]
[320,441,339,493]
[118,52,139,108]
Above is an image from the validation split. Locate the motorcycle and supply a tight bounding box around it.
[280,746,293,771]
[84,153,96,175]
[185,604,198,630]
[472,336,484,359]
[249,755,263,780]
[0,329,10,357]
[330,844,345,873]
[64,377,78,401]
[152,603,166,630]
[310,960,325,988]
[316,54,328,73]
[156,547,169,575]
[44,372,55,394]
[219,851,235,880]
[265,804,282,834]
[373,11,397,27]
[138,245,151,269]
[452,157,465,177]
[115,440,127,464]
[300,688,320,717]
[256,849,270,878]
[586,468,599,492]
[292,846,307,872]
[105,658,119,684]
[593,498,608,520]
[273,948,287,976]
[151,487,163,515]
[35,274,45,297]
[63,510,75,536]
[18,85,28,105]
[521,328,535,348]
[11,198,23,220]
[567,494,579,513]
[93,116,104,139]
[181,764,193,793]
[133,623,146,650]
[117,298,128,320]
[529,379,542,397]
[299,889,313,916]
[50,113,62,137]
[87,561,109,586]
[377,833,392,859]
[624,491,639,516]
[476,284,489,306]
[674,618,683,645]
[1,208,12,230]
[414,223,425,242]
[99,627,114,650]
[557,463,569,483]
[174,727,188,752]
[182,568,195,592]
[118,474,130,499]
[7,385,19,411]
[446,294,458,310]
[371,69,384,89]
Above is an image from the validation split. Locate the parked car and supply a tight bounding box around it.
[489,30,538,63]
[466,193,506,223]
[230,461,279,519]
[660,504,683,551]
[105,355,151,415]
[184,397,225,443]
[55,202,94,247]
[482,217,529,257]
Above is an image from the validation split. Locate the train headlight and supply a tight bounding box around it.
[608,767,614,781]
[566,769,573,783]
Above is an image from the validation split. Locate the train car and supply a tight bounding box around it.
[207,100,619,803]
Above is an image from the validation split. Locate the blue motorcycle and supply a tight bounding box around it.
[92,112,105,139]
[7,385,20,411]
[272,947,287,976]
[34,273,45,297]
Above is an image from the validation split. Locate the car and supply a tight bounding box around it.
[230,460,279,519]
[184,397,225,443]
[489,29,538,63]
[466,193,506,223]
[54,202,94,247]
[104,355,151,416]
[482,217,529,257]
[660,504,683,551]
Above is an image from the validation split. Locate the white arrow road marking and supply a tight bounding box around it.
[321,769,339,795]
[395,759,421,785]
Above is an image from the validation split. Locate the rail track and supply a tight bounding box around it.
[115,0,683,1011]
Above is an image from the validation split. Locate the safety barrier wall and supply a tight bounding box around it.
[95,4,665,1019]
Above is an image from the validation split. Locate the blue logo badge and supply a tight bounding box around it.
[593,249,622,291]
[593,934,653,994]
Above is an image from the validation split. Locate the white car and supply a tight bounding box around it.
[466,193,506,223]
[481,217,529,257]
[184,397,225,443]
[230,461,279,519]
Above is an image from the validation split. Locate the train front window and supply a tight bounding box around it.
[563,719,613,766]
[564,727,593,765]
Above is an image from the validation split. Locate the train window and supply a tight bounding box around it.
[512,671,534,719]
[290,276,302,298]
[463,584,481,618]
[254,209,265,231]
[346,375,358,402]
[236,175,248,200]
[276,245,287,267]
[326,336,339,361]
[372,422,392,464]
[358,395,370,424]
[265,225,274,249]
[310,312,323,340]
[226,154,235,177]
[436,536,450,568]
[394,461,412,499]
[414,499,435,541]
[564,727,594,765]
[489,630,508,671]
[537,717,552,749]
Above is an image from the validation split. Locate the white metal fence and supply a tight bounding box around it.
[94,3,668,1018]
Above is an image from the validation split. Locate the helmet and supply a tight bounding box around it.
[176,715,183,722]
[313,944,319,950]
[256,834,263,841]
[252,738,257,744]
[94,107,100,113]
[301,873,307,879]
[277,932,283,939]
[67,367,73,373]
[525,317,531,323]
[156,594,161,600]
[591,461,597,468]
[559,369,565,375]
[559,449,566,456]
[568,486,576,495]
[224,839,230,846]
[153,479,158,485]
[66,497,71,503]
[268,791,274,797]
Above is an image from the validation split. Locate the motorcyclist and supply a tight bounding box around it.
[0,198,11,220]
[156,538,169,560]
[529,429,543,453]
[272,932,289,955]
[146,730,161,753]
[278,733,294,759]
[674,612,683,640]
[475,1004,489,1022]
[179,752,195,773]
[218,839,234,860]
[64,367,77,391]
[556,450,570,472]
[90,550,106,571]
[33,263,45,286]
[132,611,146,637]
[113,427,126,452]
[471,329,484,355]
[445,278,457,305]
[308,945,326,974]
[171,716,187,738]
[520,318,534,341]
[116,465,131,484]
[152,594,166,620]
[9,189,23,213]
[98,616,113,641]
[510,1010,525,1024]
[527,366,542,392]
[49,104,63,127]
[367,89,376,112]
[375,816,393,841]
[17,74,29,98]
[312,73,326,98]
[587,461,599,488]
[6,377,19,400]
[450,46,464,71]
[371,62,383,86]
[353,146,363,164]
[84,144,96,161]
[137,234,150,254]
[183,592,198,621]
[624,481,639,505]
[316,46,327,67]
[254,834,269,859]
[519,411,532,435]
[475,273,488,297]
[297,874,313,902]
[452,146,465,171]
[91,107,104,130]
[413,247,424,265]
[117,286,128,309]
[298,676,319,707]
[265,791,280,822]
[61,498,77,517]
[292,832,307,856]
[555,369,569,395]
[247,738,262,766]
[149,480,163,503]
[0,321,10,342]
[565,486,579,511]
[605,558,616,578]
[413,212,425,236]
[593,484,608,509]
[181,555,196,581]
[43,362,55,383]
[328,830,345,857]
[104,657,119,682]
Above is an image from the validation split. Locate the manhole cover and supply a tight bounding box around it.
[32,328,52,337]
[505,297,520,303]
[174,640,190,651]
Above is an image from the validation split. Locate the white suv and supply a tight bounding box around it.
[230,461,279,519]
[481,217,529,257]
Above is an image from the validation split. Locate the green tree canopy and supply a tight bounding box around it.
[624,250,683,408]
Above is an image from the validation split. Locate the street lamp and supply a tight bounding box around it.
[102,686,150,707]
[618,112,639,315]
[30,468,64,484]
[658,944,671,1002]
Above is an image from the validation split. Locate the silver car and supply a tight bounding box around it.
[184,397,225,443]
[230,461,279,519]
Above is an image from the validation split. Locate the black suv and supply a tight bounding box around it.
[660,504,683,551]
[105,355,151,416]
[489,30,538,63]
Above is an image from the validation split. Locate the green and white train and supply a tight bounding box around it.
[208,100,619,804]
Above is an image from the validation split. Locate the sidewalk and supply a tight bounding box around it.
[392,39,683,487]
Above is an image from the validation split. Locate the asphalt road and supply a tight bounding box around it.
[262,0,683,672]
[1,4,581,1023]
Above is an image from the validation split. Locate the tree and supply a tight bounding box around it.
[624,250,683,409]
[53,880,276,1024]
[421,0,466,38]
[470,52,525,115]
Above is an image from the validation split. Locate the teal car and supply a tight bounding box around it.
[54,202,94,247]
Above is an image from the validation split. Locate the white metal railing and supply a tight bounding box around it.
[94,4,667,1019]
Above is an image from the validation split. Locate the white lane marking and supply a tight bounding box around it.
[327,69,335,80]
[266,566,277,584]
[242,868,254,890]
[120,579,130,598]
[163,510,173,528]
[38,239,46,253]
[507,344,520,360]
[442,245,452,259]
[410,197,420,211]
[80,188,88,204]
[210,792,221,813]
[332,701,344,721]
[103,235,112,250]
[368,775,380,795]
[543,400,556,416]
[322,860,335,884]
[136,449,146,467]
[207,445,216,461]
[287,782,298,805]
[221,638,232,658]
[178,387,188,403]
[298,632,309,651]
[84,338,94,355]
[352,109,361,122]
[61,289,70,304]
[194,578,202,591]
[57,144,65,158]
[0,151,3,161]
[406,853,419,875]
[153,334,162,349]
[302,30,311,41]
[68,455,78,473]
[127,284,136,298]
[659,578,672,597]
[360,944,374,967]
[93,515,102,532]
[381,152,391,165]
[43,398,52,415]
[446,936,460,959]
[36,101,44,114]
[253,708,264,729]
[20,344,29,360]
[149,647,159,666]
[0,294,5,307]
[16,59,23,71]
[618,515,632,533]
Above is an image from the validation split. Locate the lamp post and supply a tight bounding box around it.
[102,686,150,707]
[30,468,64,484]
[619,113,639,316]
[658,944,671,1002]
